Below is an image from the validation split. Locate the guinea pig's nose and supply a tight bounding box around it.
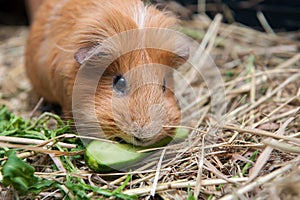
[132,126,152,142]
[133,136,144,143]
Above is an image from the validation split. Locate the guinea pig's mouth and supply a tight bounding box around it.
[112,136,165,147]
[113,136,152,146]
[132,138,156,147]
[133,136,151,145]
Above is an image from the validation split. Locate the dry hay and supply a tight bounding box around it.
[0,13,299,199]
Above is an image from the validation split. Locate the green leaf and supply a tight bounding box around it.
[187,184,196,200]
[246,54,255,83]
[64,176,137,200]
[65,180,90,200]
[112,174,131,194]
[1,150,55,195]
[242,150,258,175]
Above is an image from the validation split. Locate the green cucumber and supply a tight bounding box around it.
[85,128,189,172]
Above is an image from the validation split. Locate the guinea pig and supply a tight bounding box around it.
[25,0,188,146]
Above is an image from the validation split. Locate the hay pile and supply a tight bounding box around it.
[0,13,299,199]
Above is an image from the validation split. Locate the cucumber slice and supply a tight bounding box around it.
[85,128,189,172]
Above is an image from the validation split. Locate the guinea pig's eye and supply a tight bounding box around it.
[162,78,166,93]
[113,75,127,94]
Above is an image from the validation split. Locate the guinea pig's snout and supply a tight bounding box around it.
[131,104,166,143]
[132,129,152,144]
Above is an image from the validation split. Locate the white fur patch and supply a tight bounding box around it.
[132,4,147,28]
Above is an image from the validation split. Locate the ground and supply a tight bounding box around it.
[0,13,299,199]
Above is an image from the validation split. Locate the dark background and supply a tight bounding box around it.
[0,0,299,31]
[0,0,28,25]
[182,0,300,31]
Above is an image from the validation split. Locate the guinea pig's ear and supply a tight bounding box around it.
[74,46,96,65]
[177,46,190,60]
[74,45,108,65]
[173,46,190,67]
